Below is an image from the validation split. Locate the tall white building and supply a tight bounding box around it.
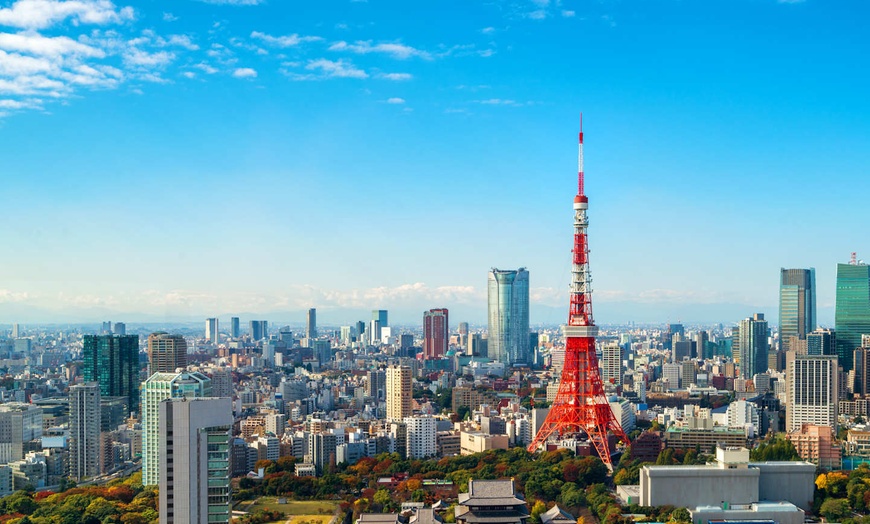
[386,365,412,421]
[662,363,681,390]
[0,403,42,464]
[69,383,101,481]
[600,342,623,385]
[158,397,233,524]
[786,353,838,432]
[205,318,219,345]
[726,400,761,430]
[404,416,436,459]
[141,371,212,485]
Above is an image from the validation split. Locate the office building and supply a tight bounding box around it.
[738,314,769,379]
[600,342,622,385]
[309,432,337,474]
[230,317,240,338]
[673,340,693,362]
[807,328,835,356]
[423,308,449,360]
[158,397,233,524]
[69,383,101,481]
[209,368,233,398]
[148,332,187,374]
[0,403,42,464]
[404,416,436,459]
[82,334,140,413]
[372,310,388,342]
[307,308,317,338]
[141,371,212,485]
[662,363,681,390]
[11,324,19,339]
[779,268,816,352]
[487,267,530,367]
[366,370,386,400]
[205,318,219,345]
[249,320,268,341]
[113,322,126,336]
[386,365,412,421]
[836,260,870,371]
[695,331,710,359]
[786,353,838,433]
[856,347,870,396]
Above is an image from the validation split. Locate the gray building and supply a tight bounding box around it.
[738,314,770,379]
[69,383,101,481]
[158,397,233,524]
[779,268,816,352]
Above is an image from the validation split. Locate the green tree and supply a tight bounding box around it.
[819,498,851,522]
[669,508,691,523]
[530,501,547,524]
[655,448,674,465]
[373,489,392,508]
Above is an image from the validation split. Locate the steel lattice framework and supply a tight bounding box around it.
[527,119,629,469]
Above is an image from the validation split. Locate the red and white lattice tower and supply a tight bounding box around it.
[527,118,629,469]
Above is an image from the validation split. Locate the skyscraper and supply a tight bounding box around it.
[738,314,769,379]
[148,332,188,374]
[249,320,268,341]
[141,371,212,485]
[423,308,449,360]
[372,310,388,342]
[158,397,233,524]
[386,365,412,421]
[807,328,836,356]
[487,267,530,367]
[69,383,101,481]
[82,334,140,413]
[205,318,219,345]
[786,353,838,432]
[835,259,870,372]
[600,342,622,385]
[366,369,386,400]
[695,330,710,359]
[230,317,240,339]
[779,268,817,352]
[307,308,317,339]
[113,322,126,336]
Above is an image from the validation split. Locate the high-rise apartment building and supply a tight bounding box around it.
[249,320,268,341]
[423,308,449,360]
[141,371,212,485]
[82,334,140,413]
[836,260,870,372]
[779,268,817,352]
[386,365,412,421]
[487,267,530,367]
[366,369,386,400]
[158,397,233,524]
[205,318,219,345]
[662,363,681,390]
[404,416,436,459]
[786,353,838,432]
[230,317,240,338]
[307,308,317,339]
[0,403,42,464]
[738,314,769,379]
[148,332,188,374]
[69,383,101,481]
[309,432,337,474]
[600,342,622,385]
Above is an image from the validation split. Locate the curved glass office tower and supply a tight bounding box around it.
[487,268,530,368]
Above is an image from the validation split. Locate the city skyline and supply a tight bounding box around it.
[2,0,870,324]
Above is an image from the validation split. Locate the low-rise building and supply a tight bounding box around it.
[460,432,509,455]
[456,479,529,524]
[787,424,842,470]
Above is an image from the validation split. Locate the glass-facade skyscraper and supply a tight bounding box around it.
[779,268,816,352]
[487,267,530,368]
[738,313,769,379]
[835,261,870,372]
[82,334,140,413]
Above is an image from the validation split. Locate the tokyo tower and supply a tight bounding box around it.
[527,118,629,469]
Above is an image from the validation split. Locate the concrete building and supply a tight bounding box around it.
[460,432,509,455]
[205,318,219,345]
[691,502,804,524]
[423,309,449,360]
[367,370,386,400]
[148,332,188,374]
[158,397,233,524]
[787,424,842,470]
[386,365,412,421]
[639,446,815,511]
[405,416,436,459]
[309,432,337,474]
[307,308,317,339]
[0,403,42,464]
[141,371,212,485]
[600,342,622,385]
[69,382,101,481]
[786,353,838,432]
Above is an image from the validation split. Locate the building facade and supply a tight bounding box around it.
[738,314,769,379]
[82,334,140,413]
[404,416,436,459]
[386,365,412,421]
[423,309,449,360]
[487,268,530,367]
[779,268,817,352]
[786,353,838,433]
[205,318,219,345]
[148,332,188,374]
[835,261,870,372]
[69,383,101,481]
[158,397,233,524]
[307,308,317,338]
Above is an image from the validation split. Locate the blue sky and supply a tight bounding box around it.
[1,0,869,325]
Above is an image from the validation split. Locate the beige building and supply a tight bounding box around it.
[786,353,838,432]
[147,332,188,374]
[787,424,842,470]
[460,431,509,455]
[847,429,870,457]
[386,365,412,421]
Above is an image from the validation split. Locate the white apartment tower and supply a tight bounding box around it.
[786,353,838,432]
[386,365,412,421]
[158,397,233,524]
[600,342,623,385]
[69,383,102,481]
[404,416,436,459]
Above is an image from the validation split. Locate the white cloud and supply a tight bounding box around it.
[0,32,104,57]
[0,0,134,30]
[162,12,177,22]
[480,26,495,34]
[250,30,321,47]
[478,98,520,106]
[562,10,575,17]
[193,62,218,74]
[377,72,412,81]
[386,97,404,104]
[165,34,198,50]
[181,71,195,79]
[123,47,173,67]
[329,40,431,60]
[527,9,547,19]
[286,58,367,80]
[232,67,256,78]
